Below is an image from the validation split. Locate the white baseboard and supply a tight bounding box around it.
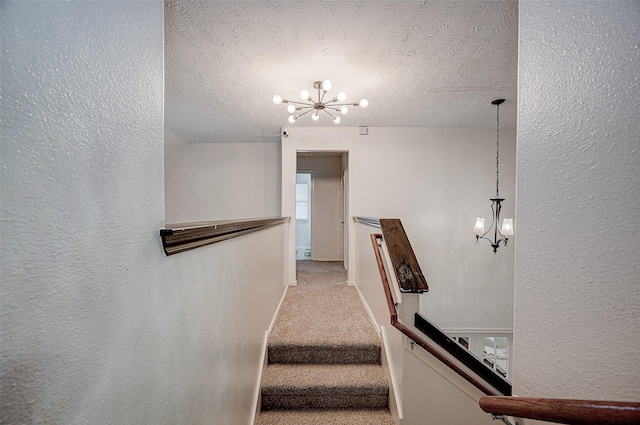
[252,284,291,424]
[381,326,403,425]
[251,331,269,425]
[268,283,291,335]
[352,284,401,424]
[352,282,380,337]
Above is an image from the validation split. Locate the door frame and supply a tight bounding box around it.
[292,151,350,280]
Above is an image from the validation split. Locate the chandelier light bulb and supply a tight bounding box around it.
[333,116,341,124]
[312,111,320,121]
[322,79,332,91]
[300,90,310,101]
[473,217,485,235]
[501,218,514,236]
[359,98,369,108]
[288,115,297,124]
[287,104,296,114]
[337,91,347,102]
[273,95,283,105]
[340,106,348,115]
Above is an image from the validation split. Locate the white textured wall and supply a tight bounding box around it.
[282,127,516,330]
[0,3,286,424]
[164,130,188,160]
[165,142,280,223]
[515,1,640,400]
[402,344,498,425]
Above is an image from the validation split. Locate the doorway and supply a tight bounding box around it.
[296,152,347,266]
[295,172,312,260]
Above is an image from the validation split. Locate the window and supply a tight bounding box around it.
[452,336,470,350]
[296,182,309,223]
[482,336,509,378]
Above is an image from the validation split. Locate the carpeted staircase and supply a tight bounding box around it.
[257,261,395,424]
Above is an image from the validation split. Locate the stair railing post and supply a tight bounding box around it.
[397,292,421,335]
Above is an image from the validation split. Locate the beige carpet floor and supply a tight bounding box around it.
[267,261,382,364]
[258,261,394,424]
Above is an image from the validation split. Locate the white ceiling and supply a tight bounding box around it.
[165,0,518,144]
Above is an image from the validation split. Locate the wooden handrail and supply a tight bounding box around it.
[160,217,290,255]
[370,233,506,397]
[379,219,428,293]
[479,396,640,425]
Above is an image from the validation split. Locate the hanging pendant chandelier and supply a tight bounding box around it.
[473,99,514,253]
[273,80,368,124]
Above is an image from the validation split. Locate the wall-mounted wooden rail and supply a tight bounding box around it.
[370,232,509,397]
[353,216,381,228]
[479,396,640,425]
[160,217,290,255]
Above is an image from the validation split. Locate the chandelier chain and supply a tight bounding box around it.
[496,101,500,198]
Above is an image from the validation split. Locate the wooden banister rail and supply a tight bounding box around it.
[479,396,640,425]
[370,232,508,397]
[160,217,290,255]
[379,219,428,293]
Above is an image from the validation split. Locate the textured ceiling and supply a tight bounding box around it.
[165,0,518,143]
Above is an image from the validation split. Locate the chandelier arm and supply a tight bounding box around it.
[494,200,500,247]
[485,200,498,239]
[478,199,502,239]
[323,109,336,119]
[286,100,315,107]
[476,235,504,246]
[296,109,315,118]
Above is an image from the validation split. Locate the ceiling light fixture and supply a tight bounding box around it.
[273,80,368,124]
[473,99,514,253]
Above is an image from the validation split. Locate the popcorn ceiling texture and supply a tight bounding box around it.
[164,0,518,143]
[515,1,640,401]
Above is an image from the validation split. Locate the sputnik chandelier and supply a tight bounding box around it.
[473,99,514,253]
[273,80,368,124]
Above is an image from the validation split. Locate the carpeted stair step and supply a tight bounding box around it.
[256,408,395,425]
[268,342,381,364]
[261,363,389,410]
